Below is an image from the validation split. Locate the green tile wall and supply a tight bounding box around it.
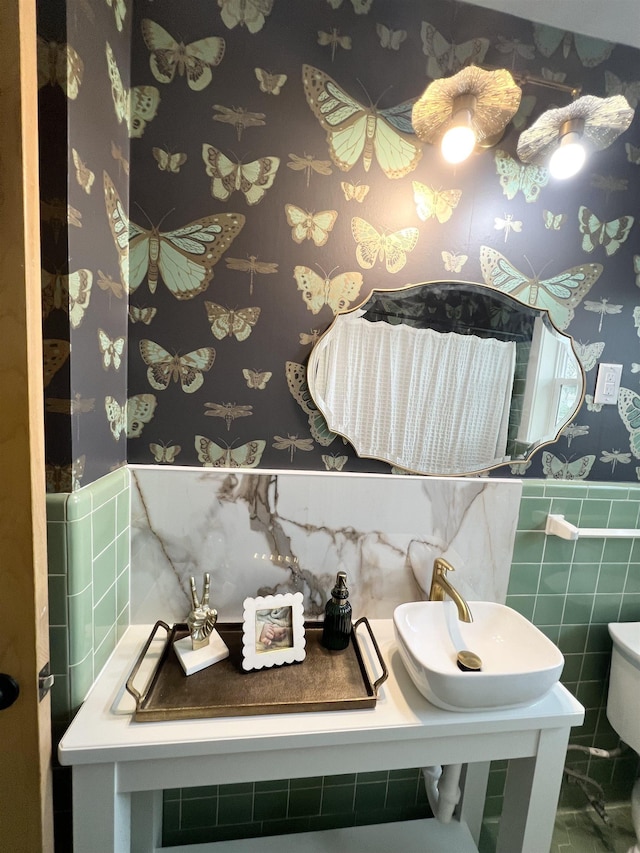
[162,770,430,847]
[47,466,131,724]
[47,467,131,851]
[163,480,640,847]
[484,479,640,820]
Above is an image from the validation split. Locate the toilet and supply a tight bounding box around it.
[607,622,640,853]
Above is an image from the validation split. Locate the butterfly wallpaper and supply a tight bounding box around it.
[38,0,640,487]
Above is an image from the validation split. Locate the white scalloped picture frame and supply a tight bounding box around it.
[241,592,306,671]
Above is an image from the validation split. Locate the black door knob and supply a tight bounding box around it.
[0,673,20,710]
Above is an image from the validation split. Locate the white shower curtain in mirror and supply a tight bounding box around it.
[313,313,516,474]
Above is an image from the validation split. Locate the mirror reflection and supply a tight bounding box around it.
[307,281,584,476]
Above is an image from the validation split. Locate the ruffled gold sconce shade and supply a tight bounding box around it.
[412,66,522,164]
[413,64,635,178]
[517,94,635,179]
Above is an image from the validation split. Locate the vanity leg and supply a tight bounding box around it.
[458,762,490,845]
[131,790,163,853]
[73,763,131,853]
[496,727,569,853]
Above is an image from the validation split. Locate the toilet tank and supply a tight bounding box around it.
[607,622,640,752]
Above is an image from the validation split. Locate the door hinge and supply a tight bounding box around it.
[38,663,54,701]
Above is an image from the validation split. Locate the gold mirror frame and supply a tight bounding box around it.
[307,280,585,477]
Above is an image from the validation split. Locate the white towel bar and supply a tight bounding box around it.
[545,513,640,541]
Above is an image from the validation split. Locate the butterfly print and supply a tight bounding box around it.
[542,451,595,480]
[412,183,461,223]
[98,329,125,370]
[420,22,489,78]
[578,206,634,257]
[195,436,265,467]
[480,246,601,330]
[494,150,549,203]
[302,64,422,179]
[202,145,280,205]
[352,217,418,274]
[242,368,272,389]
[149,443,181,463]
[285,205,338,247]
[153,148,187,173]
[205,302,260,341]
[105,394,156,440]
[104,171,245,299]
[141,19,225,91]
[218,0,274,34]
[293,266,362,315]
[255,68,287,95]
[139,340,216,393]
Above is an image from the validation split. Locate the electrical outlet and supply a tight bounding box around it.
[593,363,622,405]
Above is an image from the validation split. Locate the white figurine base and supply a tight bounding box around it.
[174,630,229,676]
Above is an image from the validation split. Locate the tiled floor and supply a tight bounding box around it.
[552,806,637,853]
[481,805,637,853]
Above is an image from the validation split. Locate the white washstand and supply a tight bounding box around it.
[607,622,640,853]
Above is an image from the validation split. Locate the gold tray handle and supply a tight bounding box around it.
[354,617,388,695]
[125,620,171,709]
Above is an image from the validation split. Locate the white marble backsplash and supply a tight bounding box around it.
[130,466,522,624]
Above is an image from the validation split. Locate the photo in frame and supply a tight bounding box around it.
[241,592,306,671]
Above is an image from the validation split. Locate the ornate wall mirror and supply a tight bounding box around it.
[307,281,585,476]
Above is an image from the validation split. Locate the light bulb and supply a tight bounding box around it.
[441,123,476,164]
[549,131,587,180]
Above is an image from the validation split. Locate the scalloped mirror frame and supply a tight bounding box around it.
[307,280,585,477]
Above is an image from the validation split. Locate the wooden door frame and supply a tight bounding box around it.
[0,0,54,849]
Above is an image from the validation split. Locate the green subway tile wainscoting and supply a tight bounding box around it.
[483,479,640,834]
[161,770,431,847]
[47,467,130,850]
[47,466,131,724]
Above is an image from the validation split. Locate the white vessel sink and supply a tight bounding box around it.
[394,601,564,712]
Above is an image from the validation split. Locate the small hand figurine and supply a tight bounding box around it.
[187,573,218,650]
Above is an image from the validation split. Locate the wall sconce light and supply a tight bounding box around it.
[412,66,522,165]
[548,118,586,179]
[517,94,634,180]
[440,94,477,164]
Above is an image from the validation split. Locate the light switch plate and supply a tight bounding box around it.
[593,363,622,405]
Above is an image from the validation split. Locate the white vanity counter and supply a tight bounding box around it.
[58,621,583,853]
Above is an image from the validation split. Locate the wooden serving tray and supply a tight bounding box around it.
[125,618,388,722]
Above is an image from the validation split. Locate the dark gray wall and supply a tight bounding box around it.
[41,0,640,485]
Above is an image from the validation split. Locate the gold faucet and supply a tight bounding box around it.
[429,557,473,622]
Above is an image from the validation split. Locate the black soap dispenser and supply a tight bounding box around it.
[322,571,352,651]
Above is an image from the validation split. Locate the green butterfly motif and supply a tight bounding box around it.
[574,341,605,372]
[618,387,640,459]
[604,71,640,109]
[420,22,489,78]
[626,142,640,165]
[533,24,613,67]
[509,460,531,476]
[542,452,595,480]
[543,210,566,231]
[634,255,640,287]
[285,360,336,446]
[578,206,634,257]
[494,150,549,203]
[479,245,602,330]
